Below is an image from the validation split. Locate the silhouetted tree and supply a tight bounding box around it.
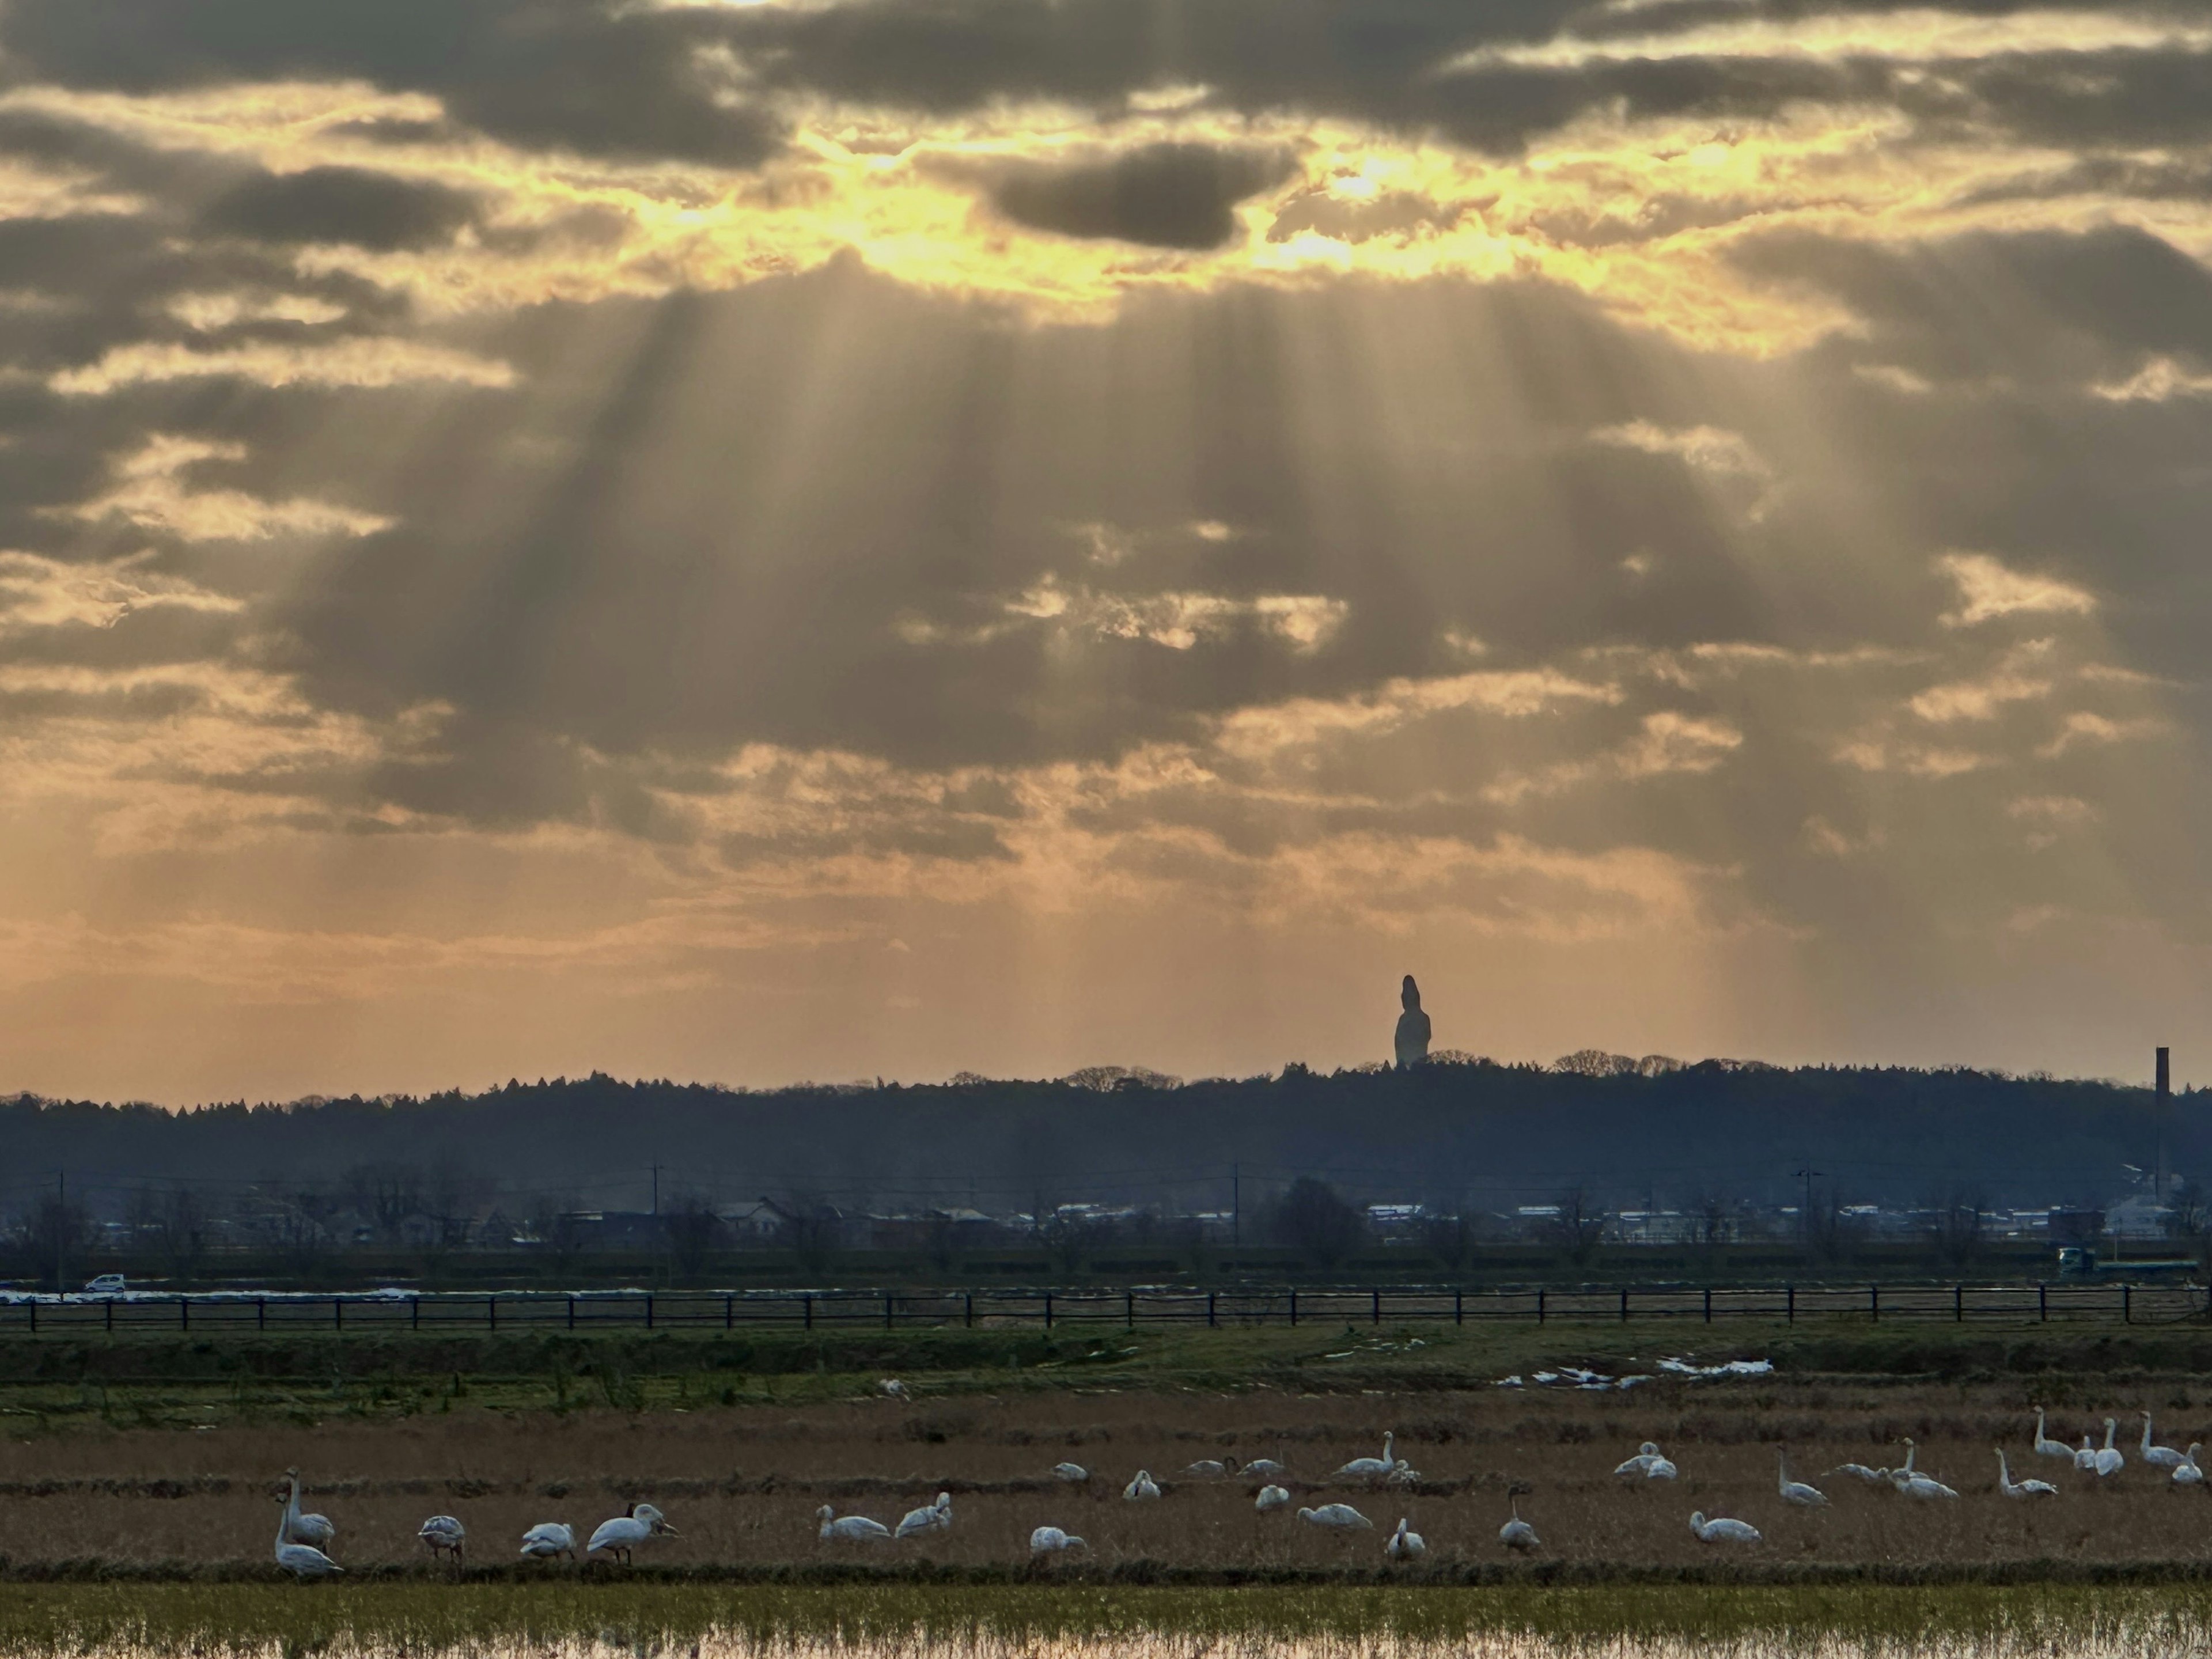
[1549,1188,1609,1270]
[661,1194,723,1279]
[10,1193,90,1291]
[1269,1178,1366,1270]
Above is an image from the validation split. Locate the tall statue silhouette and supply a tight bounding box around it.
[1394,975,1431,1070]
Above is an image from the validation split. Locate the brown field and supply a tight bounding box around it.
[3,1377,2212,1574]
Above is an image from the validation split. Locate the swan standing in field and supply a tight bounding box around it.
[1385,1517,1425,1560]
[1299,1502,1373,1529]
[1827,1456,1889,1483]
[274,1490,342,1579]
[588,1502,676,1565]
[896,1492,952,1536]
[1778,1452,1828,1507]
[2074,1434,2098,1473]
[1336,1432,1397,1480]
[2175,1445,2205,1486]
[1029,1526,1086,1555]
[1243,1457,1287,1479]
[1614,1442,1664,1477]
[1184,1456,1240,1477]
[1052,1463,1090,1482]
[1996,1449,2057,1498]
[2140,1412,2187,1470]
[817,1505,892,1541]
[1498,1497,1539,1551]
[520,1522,577,1561]
[1891,1444,1959,1500]
[1123,1471,1162,1502]
[2033,1409,2072,1460]
[279,1469,334,1551]
[418,1514,465,1563]
[1256,1484,1292,1512]
[2094,1418,2124,1478]
[1690,1512,1762,1543]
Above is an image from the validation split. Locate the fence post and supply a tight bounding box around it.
[1372,1289,1381,1325]
[334,1297,341,1332]
[885,1293,895,1331]
[488,1295,497,1332]
[2124,1284,2132,1324]
[964,1292,973,1329]
[1536,1289,1546,1325]
[258,1297,266,1332]
[1703,1286,1711,1324]
[105,1300,112,1333]
[1207,1291,1217,1329]
[1869,1284,1878,1324]
[27,1301,33,1334]
[1620,1287,1629,1323]
[1126,1291,1134,1331]
[1455,1290,1463,1326]
[1044,1291,1054,1330]
[645,1293,654,1330]
[725,1295,734,1330]
[1289,1289,1298,1327]
[1954,1284,1963,1323]
[1786,1283,1794,1324]
[804,1294,813,1331]
[2040,1282,2047,1323]
[181,1298,189,1333]
[411,1297,420,1332]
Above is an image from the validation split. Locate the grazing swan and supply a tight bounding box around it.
[2140,1412,2187,1469]
[1184,1456,1240,1477]
[1828,1461,1889,1484]
[1643,1453,1679,1480]
[274,1488,342,1578]
[1890,1446,1959,1501]
[1052,1463,1090,1482]
[1243,1457,1287,1479]
[1690,1511,1762,1543]
[1498,1497,1539,1551]
[588,1502,676,1565]
[2074,1434,2098,1474]
[1384,1461,1422,1488]
[418,1515,465,1563]
[817,1505,892,1541]
[1614,1442,1664,1477]
[2033,1408,2072,1460]
[880,1378,909,1399]
[519,1522,577,1561]
[1256,1484,1293,1512]
[1299,1502,1373,1529]
[1336,1432,1397,1480]
[1385,1517,1426,1559]
[896,1493,953,1536]
[1123,1471,1162,1502]
[1778,1452,1828,1507]
[2175,1445,2205,1486]
[1995,1449,2057,1498]
[280,1469,334,1551]
[2094,1419,2124,1479]
[1029,1526,1086,1554]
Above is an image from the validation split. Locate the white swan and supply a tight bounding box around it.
[817,1505,892,1541]
[2074,1434,2097,1473]
[418,1515,465,1562]
[1336,1432,1396,1480]
[2033,1408,2071,1460]
[1052,1463,1090,1482]
[896,1492,952,1536]
[1613,1441,1662,1477]
[1995,1449,2056,1498]
[280,1469,334,1550]
[2094,1418,2124,1478]
[880,1378,909,1399]
[588,1502,676,1565]
[1499,1497,1539,1551]
[1243,1457,1286,1479]
[1123,1471,1162,1502]
[1184,1456,1240,1477]
[2175,1445,2205,1486]
[1385,1517,1425,1559]
[1384,1461,1422,1488]
[1029,1526,1086,1554]
[1256,1484,1292,1512]
[1827,1461,1888,1484]
[1299,1502,1373,1529]
[1690,1511,1762,1543]
[2140,1412,2187,1469]
[1778,1452,1828,1507]
[1643,1453,1679,1480]
[274,1486,342,1579]
[520,1522,577,1561]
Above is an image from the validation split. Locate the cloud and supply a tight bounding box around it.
[0,550,240,631]
[202,164,479,249]
[64,434,392,541]
[1937,552,2097,628]
[991,143,1294,249]
[50,336,518,393]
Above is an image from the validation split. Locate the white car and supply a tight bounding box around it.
[81,1274,126,1296]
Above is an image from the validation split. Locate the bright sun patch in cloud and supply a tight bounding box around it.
[1937,552,2097,628]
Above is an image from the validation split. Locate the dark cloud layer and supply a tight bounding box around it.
[202,166,480,251]
[993,144,1294,249]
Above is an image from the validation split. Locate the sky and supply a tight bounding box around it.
[1,0,2209,1103]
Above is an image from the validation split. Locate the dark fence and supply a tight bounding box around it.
[1,1280,2207,1334]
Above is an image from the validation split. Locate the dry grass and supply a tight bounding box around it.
[2,1374,2211,1574]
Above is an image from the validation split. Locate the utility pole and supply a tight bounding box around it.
[1232,1163,1240,1249]
[54,1169,65,1294]
[2157,1047,2171,1201]
[1793,1168,1821,1249]
[650,1163,660,1217]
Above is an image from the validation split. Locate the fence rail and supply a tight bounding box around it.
[0,1280,2205,1335]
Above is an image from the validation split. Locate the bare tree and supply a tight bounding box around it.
[1925,1188,1985,1269]
[525,1191,588,1274]
[425,1164,493,1251]
[10,1193,90,1291]
[1549,1188,1609,1270]
[662,1192,723,1279]
[1268,1178,1367,1271]
[343,1162,424,1243]
[127,1186,207,1285]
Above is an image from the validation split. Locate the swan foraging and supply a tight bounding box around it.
[817,1505,892,1541]
[1384,1461,1422,1487]
[1298,1502,1373,1529]
[1336,1431,1396,1480]
[1613,1442,1664,1477]
[1052,1463,1090,1482]
[588,1503,676,1565]
[2094,1418,2124,1478]
[1243,1457,1287,1479]
[1123,1471,1162,1502]
[1690,1511,1761,1543]
[520,1522,577,1561]
[1029,1525,1086,1555]
[1778,1452,1828,1507]
[2140,1412,2186,1469]
[1498,1497,1539,1551]
[2033,1408,2072,1461]
[1643,1453,1679,1480]
[1184,1456,1240,1478]
[1827,1462,1889,1484]
[1385,1517,1425,1559]
[418,1514,465,1563]
[273,1475,342,1579]
[1256,1484,1293,1512]
[2175,1445,2205,1486]
[896,1492,952,1536]
[1995,1449,2057,1498]
[279,1468,334,1550]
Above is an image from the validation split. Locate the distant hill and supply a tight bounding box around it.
[0,1057,2195,1219]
